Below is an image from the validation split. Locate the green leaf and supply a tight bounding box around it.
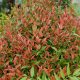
[37,46,46,55]
[41,46,46,51]
[73,33,80,37]
[69,76,79,80]
[67,63,70,76]
[21,65,29,69]
[37,77,42,80]
[51,46,57,52]
[79,46,80,54]
[60,68,65,79]
[72,28,80,37]
[11,77,16,80]
[73,68,80,76]
[30,78,34,80]
[30,66,35,78]
[72,28,76,34]
[32,61,40,65]
[20,77,27,80]
[47,40,53,45]
[42,72,47,80]
[54,73,61,80]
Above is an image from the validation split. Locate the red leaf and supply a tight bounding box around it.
[59,66,67,78]
[50,76,56,80]
[13,57,18,65]
[59,17,64,29]
[71,53,77,60]
[16,69,22,76]
[35,36,41,43]
[38,31,43,37]
[42,38,47,45]
[6,29,13,41]
[44,66,53,77]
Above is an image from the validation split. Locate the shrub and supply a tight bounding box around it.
[0,0,80,80]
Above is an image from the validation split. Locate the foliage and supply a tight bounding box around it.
[71,3,80,16]
[0,0,80,80]
[54,0,71,9]
[54,63,80,80]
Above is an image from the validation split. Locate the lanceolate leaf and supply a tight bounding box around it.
[30,66,35,78]
[69,76,79,80]
[73,68,80,76]
[51,46,57,52]
[60,68,65,79]
[67,63,70,76]
[37,77,42,80]
[42,72,47,80]
[20,77,27,80]
[47,40,53,45]
[54,73,61,80]
[37,46,46,55]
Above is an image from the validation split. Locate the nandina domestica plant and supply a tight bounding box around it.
[0,0,80,80]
